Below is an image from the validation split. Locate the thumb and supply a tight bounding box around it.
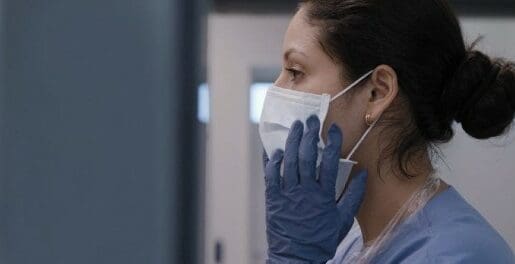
[336,170,368,239]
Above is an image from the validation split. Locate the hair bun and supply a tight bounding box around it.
[445,50,515,139]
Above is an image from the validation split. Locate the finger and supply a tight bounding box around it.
[298,115,320,186]
[262,149,269,171]
[283,120,303,191]
[337,170,368,237]
[265,150,284,194]
[319,124,343,193]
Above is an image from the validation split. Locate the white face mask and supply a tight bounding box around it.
[259,70,377,200]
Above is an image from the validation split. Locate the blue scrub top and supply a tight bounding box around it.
[328,186,514,263]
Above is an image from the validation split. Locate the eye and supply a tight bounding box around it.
[286,68,303,82]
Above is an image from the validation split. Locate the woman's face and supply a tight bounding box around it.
[275,6,370,159]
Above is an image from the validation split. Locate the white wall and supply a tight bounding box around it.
[438,17,515,251]
[205,14,290,264]
[205,14,515,264]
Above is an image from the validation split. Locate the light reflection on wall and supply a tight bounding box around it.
[250,83,272,123]
[197,82,272,124]
[197,83,210,123]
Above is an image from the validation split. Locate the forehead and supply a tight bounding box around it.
[283,7,324,57]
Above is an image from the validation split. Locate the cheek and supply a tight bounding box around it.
[322,98,367,156]
[294,74,341,94]
[285,62,342,94]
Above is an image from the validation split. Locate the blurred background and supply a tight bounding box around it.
[0,0,514,264]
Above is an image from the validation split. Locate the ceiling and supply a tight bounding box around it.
[211,0,515,16]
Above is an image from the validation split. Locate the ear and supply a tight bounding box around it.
[366,65,399,121]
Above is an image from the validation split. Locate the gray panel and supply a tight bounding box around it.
[0,0,201,263]
[0,0,6,262]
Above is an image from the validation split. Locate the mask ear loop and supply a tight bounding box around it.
[335,117,378,202]
[330,70,374,103]
[333,70,376,202]
[345,117,379,160]
[327,69,376,160]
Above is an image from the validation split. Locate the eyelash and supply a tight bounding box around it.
[286,68,303,81]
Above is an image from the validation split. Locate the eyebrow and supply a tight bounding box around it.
[284,48,308,60]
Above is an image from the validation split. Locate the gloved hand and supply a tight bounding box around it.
[263,115,368,264]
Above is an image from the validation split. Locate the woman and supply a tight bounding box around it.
[260,0,515,263]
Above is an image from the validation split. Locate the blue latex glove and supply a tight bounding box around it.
[263,115,368,264]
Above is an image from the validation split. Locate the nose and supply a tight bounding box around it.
[273,71,287,88]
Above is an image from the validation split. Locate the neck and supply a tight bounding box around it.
[352,142,439,244]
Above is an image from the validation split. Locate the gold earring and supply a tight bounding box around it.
[365,113,374,126]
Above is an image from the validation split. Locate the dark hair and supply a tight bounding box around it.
[301,0,515,178]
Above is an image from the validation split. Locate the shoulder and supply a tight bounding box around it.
[426,223,514,263]
[383,185,515,263]
[423,187,514,263]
